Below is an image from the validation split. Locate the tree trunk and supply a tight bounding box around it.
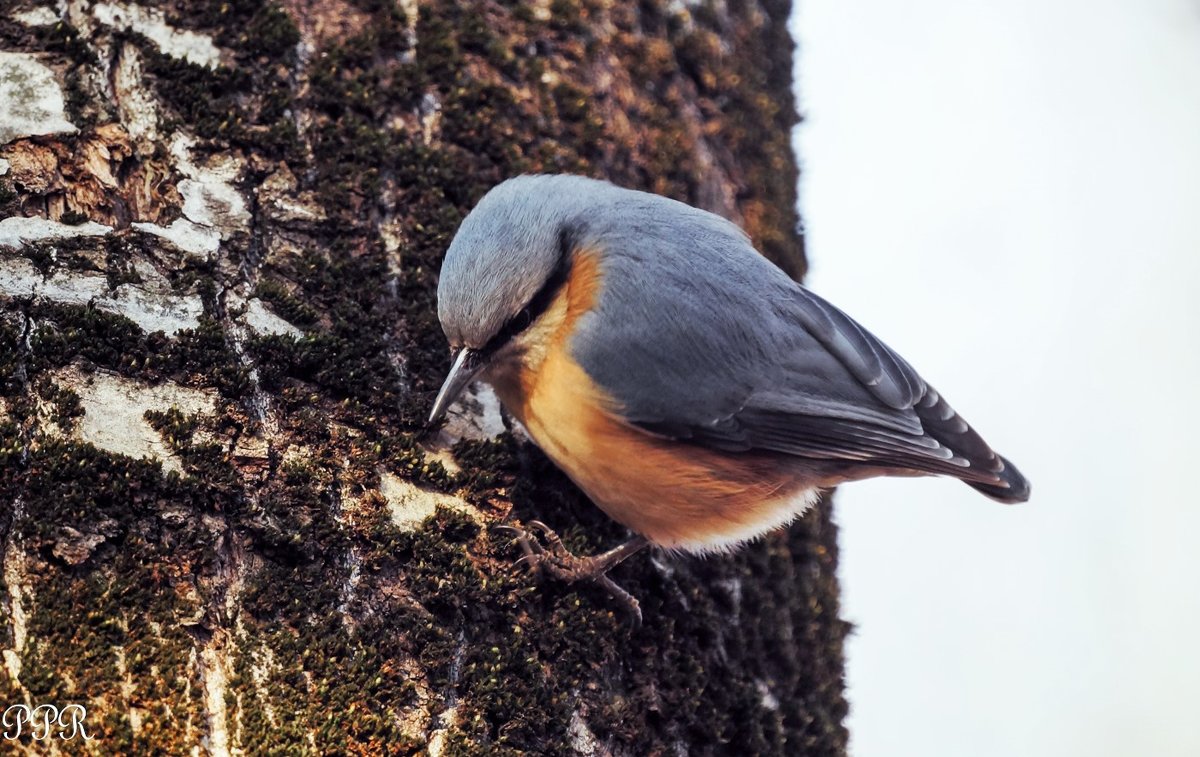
[0,0,848,754]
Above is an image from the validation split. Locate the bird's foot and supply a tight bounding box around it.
[495,520,648,624]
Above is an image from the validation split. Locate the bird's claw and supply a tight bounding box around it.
[493,520,643,624]
[525,520,573,561]
[492,524,527,539]
[494,523,546,573]
[512,553,540,570]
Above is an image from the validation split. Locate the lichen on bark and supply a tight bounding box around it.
[0,0,848,754]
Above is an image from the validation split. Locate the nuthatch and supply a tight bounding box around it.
[430,175,1029,616]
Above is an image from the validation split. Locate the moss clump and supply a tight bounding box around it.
[29,302,159,375]
[15,233,104,278]
[34,378,84,431]
[103,234,147,290]
[240,5,301,59]
[144,407,200,450]
[139,43,253,141]
[165,317,252,397]
[176,0,302,63]
[32,20,98,64]
[252,279,319,328]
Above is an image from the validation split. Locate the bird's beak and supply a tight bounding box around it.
[428,347,484,425]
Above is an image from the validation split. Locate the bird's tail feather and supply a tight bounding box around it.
[964,454,1030,503]
[914,387,1031,503]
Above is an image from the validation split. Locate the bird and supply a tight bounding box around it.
[429,174,1030,618]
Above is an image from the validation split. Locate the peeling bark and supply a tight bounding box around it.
[0,0,848,754]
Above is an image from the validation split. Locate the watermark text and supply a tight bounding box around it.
[2,704,93,741]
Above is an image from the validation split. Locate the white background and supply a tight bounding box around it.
[790,1,1200,755]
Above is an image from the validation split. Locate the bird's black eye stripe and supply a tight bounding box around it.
[480,226,578,357]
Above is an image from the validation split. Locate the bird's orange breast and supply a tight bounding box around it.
[486,251,819,552]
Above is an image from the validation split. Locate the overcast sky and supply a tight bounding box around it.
[790,1,1200,755]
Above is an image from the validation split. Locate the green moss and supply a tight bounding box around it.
[33,20,98,64]
[14,234,105,278]
[165,317,252,397]
[184,0,302,61]
[253,279,318,327]
[241,5,301,59]
[139,42,253,141]
[34,378,84,431]
[144,407,200,450]
[104,234,146,290]
[414,7,465,85]
[29,302,158,375]
[450,436,517,496]
[26,304,254,398]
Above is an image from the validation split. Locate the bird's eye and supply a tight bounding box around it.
[514,308,532,331]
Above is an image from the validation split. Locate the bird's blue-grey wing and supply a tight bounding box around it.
[570,200,1019,492]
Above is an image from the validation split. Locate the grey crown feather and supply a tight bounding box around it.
[438,175,602,349]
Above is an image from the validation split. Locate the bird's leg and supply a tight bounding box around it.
[496,520,649,622]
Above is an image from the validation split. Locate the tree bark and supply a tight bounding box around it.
[0,0,848,754]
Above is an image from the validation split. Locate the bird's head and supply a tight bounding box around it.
[429,175,590,424]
